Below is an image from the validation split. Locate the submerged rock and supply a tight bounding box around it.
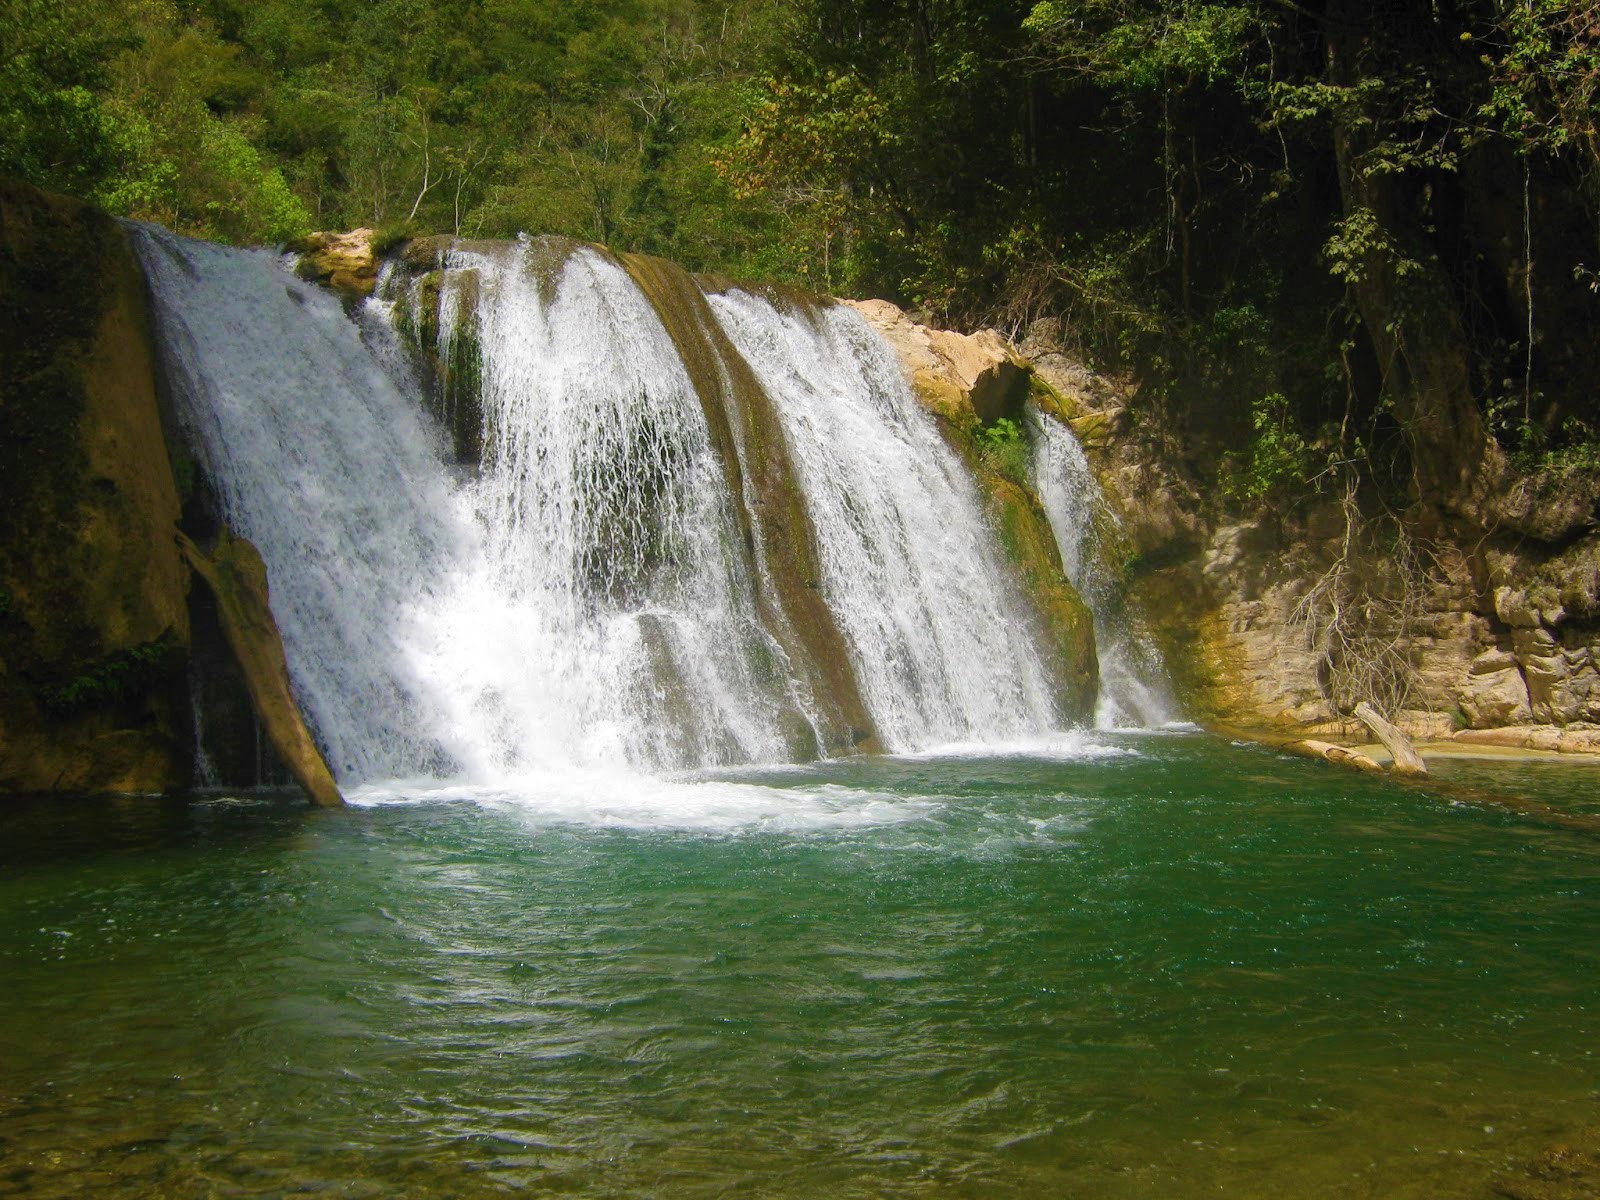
[1494,1125,1600,1200]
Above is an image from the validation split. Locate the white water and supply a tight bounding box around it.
[138,229,815,785]
[135,225,472,782]
[136,225,1100,798]
[409,241,811,771]
[1029,411,1176,728]
[709,292,1062,751]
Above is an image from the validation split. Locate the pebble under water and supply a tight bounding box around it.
[2,734,1598,1197]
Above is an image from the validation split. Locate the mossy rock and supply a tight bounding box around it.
[1133,563,1255,724]
[1027,371,1081,424]
[179,529,342,807]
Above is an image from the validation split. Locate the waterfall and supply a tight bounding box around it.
[136,224,1087,788]
[708,291,1061,751]
[408,240,812,771]
[137,229,816,784]
[1029,411,1176,728]
[134,225,471,783]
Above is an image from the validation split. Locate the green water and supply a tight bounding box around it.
[2,733,1597,1197]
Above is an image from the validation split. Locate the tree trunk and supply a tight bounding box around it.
[1354,701,1428,776]
[1323,1,1491,517]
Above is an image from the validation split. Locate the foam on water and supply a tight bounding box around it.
[347,770,942,834]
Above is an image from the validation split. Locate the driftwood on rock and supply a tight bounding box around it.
[1354,701,1429,776]
[1212,724,1600,835]
[179,529,344,808]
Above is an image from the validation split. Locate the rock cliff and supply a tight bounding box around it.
[1012,317,1600,750]
[0,180,191,793]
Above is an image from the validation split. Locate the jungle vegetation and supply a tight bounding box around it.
[4,0,1597,514]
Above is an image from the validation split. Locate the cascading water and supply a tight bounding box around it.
[407,240,814,771]
[136,222,1099,795]
[708,291,1062,751]
[137,227,816,786]
[134,225,472,783]
[1029,411,1176,728]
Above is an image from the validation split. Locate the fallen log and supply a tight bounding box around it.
[1208,723,1600,835]
[1354,701,1428,776]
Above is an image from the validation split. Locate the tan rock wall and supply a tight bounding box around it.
[1009,316,1600,743]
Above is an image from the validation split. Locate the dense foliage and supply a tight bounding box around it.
[4,0,1597,513]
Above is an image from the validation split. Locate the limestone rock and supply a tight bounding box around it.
[1494,585,1543,628]
[290,228,382,301]
[1016,318,1125,413]
[844,298,1029,425]
[1458,662,1534,727]
[1470,647,1518,675]
[1454,725,1600,754]
[178,529,343,807]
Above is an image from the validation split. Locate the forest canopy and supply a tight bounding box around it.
[4,0,1598,511]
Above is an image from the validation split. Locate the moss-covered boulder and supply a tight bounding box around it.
[982,472,1099,724]
[289,228,381,302]
[0,181,192,794]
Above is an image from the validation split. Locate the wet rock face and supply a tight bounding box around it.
[178,530,343,808]
[982,474,1099,725]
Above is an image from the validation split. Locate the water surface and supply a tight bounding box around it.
[2,734,1597,1196]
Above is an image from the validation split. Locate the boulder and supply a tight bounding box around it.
[290,228,382,301]
[1494,585,1544,629]
[1458,661,1534,727]
[844,298,1029,425]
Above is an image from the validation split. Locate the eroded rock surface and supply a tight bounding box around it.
[845,298,1029,424]
[178,530,343,808]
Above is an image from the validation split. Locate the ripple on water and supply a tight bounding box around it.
[2,742,1598,1198]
